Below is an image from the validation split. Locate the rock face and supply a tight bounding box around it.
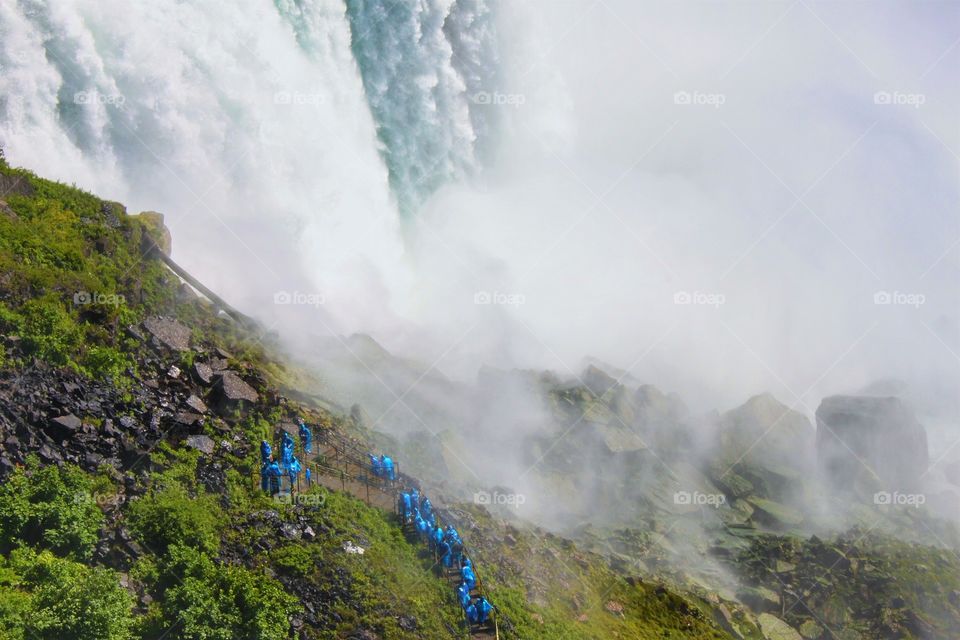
[816,395,928,492]
[136,211,172,256]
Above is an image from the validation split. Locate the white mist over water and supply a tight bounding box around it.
[1,0,959,453]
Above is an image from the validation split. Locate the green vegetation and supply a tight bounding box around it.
[0,547,135,640]
[0,459,104,560]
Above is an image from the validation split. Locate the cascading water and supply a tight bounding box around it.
[0,0,503,332]
[343,0,500,217]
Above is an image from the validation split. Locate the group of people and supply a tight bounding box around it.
[398,488,495,627]
[368,452,396,481]
[260,419,313,494]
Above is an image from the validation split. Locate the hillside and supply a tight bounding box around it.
[0,153,742,639]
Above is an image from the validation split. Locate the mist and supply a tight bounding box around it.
[2,0,958,504]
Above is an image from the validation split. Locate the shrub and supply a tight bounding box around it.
[150,545,299,640]
[126,481,223,555]
[0,460,104,560]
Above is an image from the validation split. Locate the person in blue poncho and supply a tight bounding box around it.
[298,419,312,454]
[380,454,395,481]
[437,538,451,566]
[305,466,312,487]
[410,488,419,511]
[421,496,433,521]
[432,524,444,550]
[415,512,429,537]
[461,562,477,590]
[465,601,479,624]
[402,492,412,521]
[281,430,295,467]
[369,453,382,477]
[444,525,461,546]
[260,461,270,491]
[456,582,471,609]
[265,457,282,495]
[260,440,272,464]
[474,596,494,623]
[288,456,302,490]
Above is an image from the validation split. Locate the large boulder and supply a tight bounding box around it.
[142,316,191,352]
[816,395,928,492]
[212,371,259,411]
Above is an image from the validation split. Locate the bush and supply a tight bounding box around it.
[19,298,81,366]
[0,460,104,560]
[126,481,223,555]
[149,545,299,640]
[6,547,134,640]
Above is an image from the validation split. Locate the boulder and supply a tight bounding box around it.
[758,613,802,640]
[185,394,208,414]
[213,371,259,405]
[49,414,82,440]
[185,435,215,455]
[816,395,928,492]
[143,316,191,352]
[193,362,214,385]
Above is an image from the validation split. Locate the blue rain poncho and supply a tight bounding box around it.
[288,457,302,486]
[410,488,420,510]
[457,582,471,609]
[461,564,477,590]
[281,431,295,466]
[266,460,282,494]
[402,492,412,518]
[475,596,493,623]
[260,462,270,491]
[298,420,313,454]
[465,602,479,623]
[260,440,272,464]
[380,455,395,480]
[369,454,382,477]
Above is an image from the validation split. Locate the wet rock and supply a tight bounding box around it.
[816,395,928,492]
[213,371,259,406]
[143,316,192,352]
[193,362,214,385]
[185,435,215,455]
[798,619,823,639]
[185,394,207,414]
[50,413,82,439]
[167,365,181,379]
[175,412,201,426]
[280,523,302,540]
[397,615,417,631]
[758,613,802,640]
